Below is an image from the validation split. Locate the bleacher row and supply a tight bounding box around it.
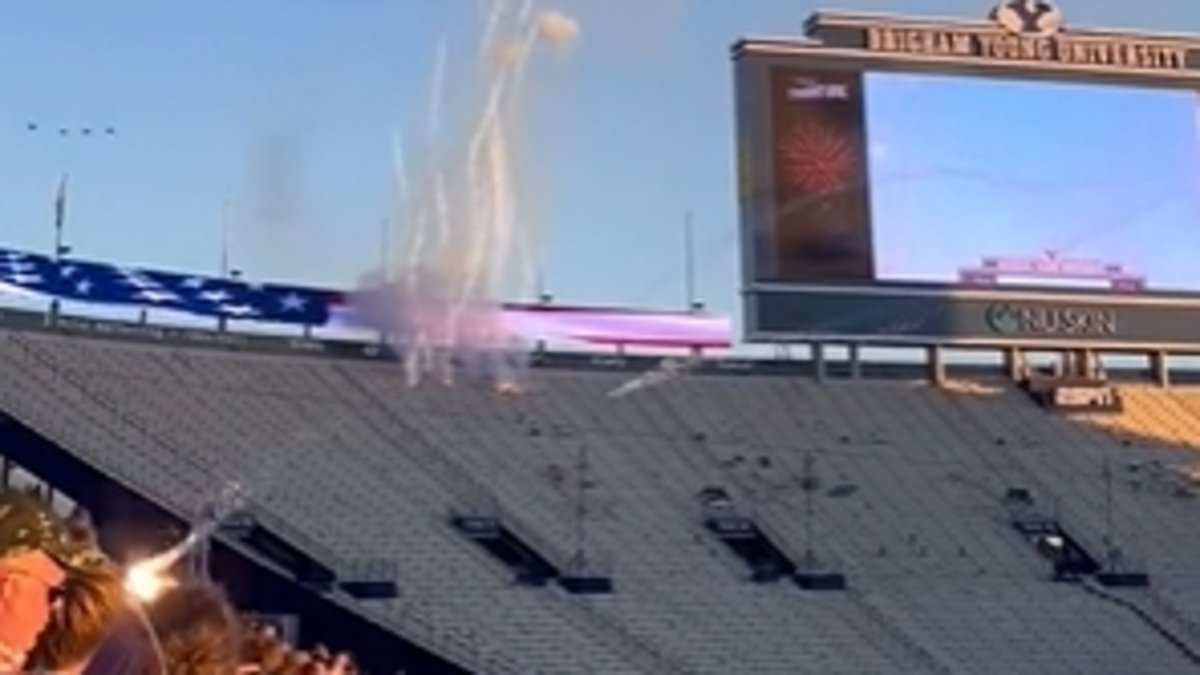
[2,327,1200,673]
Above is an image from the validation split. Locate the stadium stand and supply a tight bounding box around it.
[2,319,1200,672]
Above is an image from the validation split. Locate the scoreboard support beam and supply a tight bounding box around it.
[848,343,862,380]
[1064,349,1099,379]
[1151,352,1170,388]
[1004,348,1024,381]
[813,342,826,382]
[928,345,945,385]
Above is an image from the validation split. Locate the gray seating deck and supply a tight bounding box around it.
[2,328,1199,673]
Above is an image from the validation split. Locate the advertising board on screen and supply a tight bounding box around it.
[735,3,1200,347]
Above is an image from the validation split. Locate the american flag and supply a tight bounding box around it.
[0,247,341,326]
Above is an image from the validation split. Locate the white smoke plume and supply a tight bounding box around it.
[538,10,580,47]
[249,129,303,228]
[607,355,703,399]
[235,112,327,281]
[353,1,579,390]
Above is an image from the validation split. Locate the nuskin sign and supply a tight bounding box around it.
[986,303,1117,337]
[747,290,1200,346]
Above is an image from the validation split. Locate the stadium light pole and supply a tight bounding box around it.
[52,174,70,261]
[683,210,696,313]
[1103,455,1115,572]
[216,197,245,332]
[534,227,550,305]
[217,199,231,333]
[49,174,70,321]
[28,122,118,259]
[218,194,244,281]
[535,258,550,352]
[802,452,816,572]
[378,217,391,345]
[220,198,231,280]
[535,265,549,304]
[570,442,592,574]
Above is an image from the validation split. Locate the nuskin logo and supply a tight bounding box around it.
[986,303,1022,335]
[986,303,1117,337]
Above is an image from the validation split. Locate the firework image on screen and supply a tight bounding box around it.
[768,69,874,282]
[765,68,1200,294]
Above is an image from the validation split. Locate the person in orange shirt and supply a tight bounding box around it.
[0,490,117,674]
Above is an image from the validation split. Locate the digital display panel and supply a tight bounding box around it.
[768,69,874,282]
[756,68,1200,296]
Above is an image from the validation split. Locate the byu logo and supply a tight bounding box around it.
[992,0,1064,37]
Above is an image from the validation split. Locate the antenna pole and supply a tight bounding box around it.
[380,217,391,283]
[804,452,815,572]
[220,199,231,279]
[684,211,695,312]
[573,443,590,572]
[52,173,68,262]
[216,198,232,333]
[48,174,69,321]
[1104,455,1114,571]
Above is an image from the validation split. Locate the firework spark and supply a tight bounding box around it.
[780,123,855,195]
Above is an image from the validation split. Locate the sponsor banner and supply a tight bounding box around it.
[1052,386,1119,409]
[749,288,1200,346]
[804,1,1200,76]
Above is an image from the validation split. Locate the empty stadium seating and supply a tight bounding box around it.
[3,324,1200,673]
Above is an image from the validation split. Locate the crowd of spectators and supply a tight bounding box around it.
[0,488,357,675]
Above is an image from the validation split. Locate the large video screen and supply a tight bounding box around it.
[762,68,1200,295]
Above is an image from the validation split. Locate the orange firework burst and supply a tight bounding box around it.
[779,123,855,195]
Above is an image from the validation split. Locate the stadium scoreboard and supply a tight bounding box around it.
[734,2,1200,349]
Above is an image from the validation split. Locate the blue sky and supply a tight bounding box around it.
[1,0,1198,332]
[867,72,1200,290]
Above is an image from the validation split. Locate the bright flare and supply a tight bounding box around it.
[125,558,179,603]
[124,482,246,603]
[123,531,198,603]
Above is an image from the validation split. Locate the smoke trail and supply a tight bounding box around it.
[391,131,413,225]
[428,37,449,145]
[478,0,507,66]
[353,1,578,391]
[518,0,536,24]
[250,130,302,228]
[608,355,703,399]
[234,110,330,282]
